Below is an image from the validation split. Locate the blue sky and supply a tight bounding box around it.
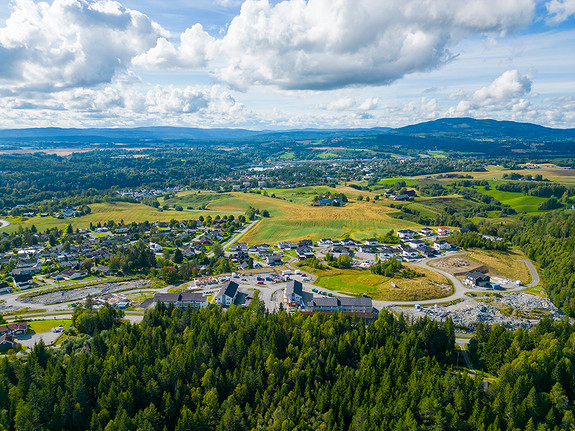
[0,0,573,129]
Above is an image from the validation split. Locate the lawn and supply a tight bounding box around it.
[465,248,532,285]
[206,192,422,243]
[474,187,546,213]
[28,319,72,334]
[305,265,452,301]
[4,201,237,233]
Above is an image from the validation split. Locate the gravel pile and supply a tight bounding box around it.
[409,292,565,331]
[496,292,563,317]
[21,280,151,305]
[417,302,534,330]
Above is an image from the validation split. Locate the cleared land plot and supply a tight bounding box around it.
[465,248,532,285]
[5,202,235,233]
[431,248,532,285]
[305,265,452,301]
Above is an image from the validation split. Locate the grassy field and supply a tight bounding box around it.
[28,319,72,333]
[4,201,236,233]
[205,191,422,243]
[474,187,546,213]
[305,265,452,301]
[465,248,532,284]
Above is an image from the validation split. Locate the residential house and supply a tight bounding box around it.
[149,242,163,253]
[397,229,417,239]
[331,246,350,257]
[438,227,451,235]
[0,282,12,293]
[61,269,88,280]
[0,333,15,349]
[306,297,373,314]
[266,255,282,266]
[434,240,455,251]
[465,271,490,287]
[341,238,356,246]
[258,249,274,258]
[358,245,377,254]
[401,247,419,259]
[277,241,297,250]
[154,292,209,309]
[216,281,239,306]
[296,246,314,260]
[0,322,28,336]
[284,280,303,305]
[419,227,434,236]
[364,238,379,246]
[379,247,398,260]
[13,274,33,289]
[318,238,333,246]
[95,265,112,276]
[298,239,313,247]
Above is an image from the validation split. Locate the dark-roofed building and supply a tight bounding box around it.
[0,333,15,350]
[267,255,282,266]
[284,280,303,305]
[13,274,33,289]
[216,281,239,306]
[153,292,209,309]
[465,271,490,287]
[306,297,373,314]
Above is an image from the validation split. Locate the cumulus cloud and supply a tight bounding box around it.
[546,0,575,24]
[454,70,532,112]
[137,0,535,91]
[0,0,164,92]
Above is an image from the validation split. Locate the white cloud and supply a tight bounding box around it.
[454,69,532,112]
[139,0,535,91]
[546,0,575,24]
[132,24,213,69]
[358,97,379,111]
[0,0,165,92]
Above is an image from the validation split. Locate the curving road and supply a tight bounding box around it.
[0,219,11,229]
[518,259,540,287]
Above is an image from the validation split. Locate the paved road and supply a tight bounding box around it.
[0,219,11,229]
[206,216,261,258]
[518,259,540,287]
[373,252,469,308]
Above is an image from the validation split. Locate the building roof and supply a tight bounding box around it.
[0,322,27,334]
[466,271,490,282]
[180,292,206,302]
[218,280,239,298]
[286,280,303,297]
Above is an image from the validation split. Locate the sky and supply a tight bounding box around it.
[0,0,573,129]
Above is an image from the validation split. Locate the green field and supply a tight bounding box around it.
[4,201,237,233]
[305,266,453,301]
[206,190,422,243]
[28,319,72,333]
[474,187,546,213]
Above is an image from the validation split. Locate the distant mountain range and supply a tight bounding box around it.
[0,118,573,153]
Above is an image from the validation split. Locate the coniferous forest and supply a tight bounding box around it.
[1,302,573,430]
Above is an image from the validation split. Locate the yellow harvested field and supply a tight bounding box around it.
[207,192,421,243]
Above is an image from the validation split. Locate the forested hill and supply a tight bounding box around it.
[391,118,575,142]
[2,303,574,430]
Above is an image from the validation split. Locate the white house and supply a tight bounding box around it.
[149,242,163,253]
[434,240,454,251]
[397,229,417,239]
[284,280,303,305]
[216,281,239,306]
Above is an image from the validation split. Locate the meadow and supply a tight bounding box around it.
[474,186,546,213]
[304,265,453,301]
